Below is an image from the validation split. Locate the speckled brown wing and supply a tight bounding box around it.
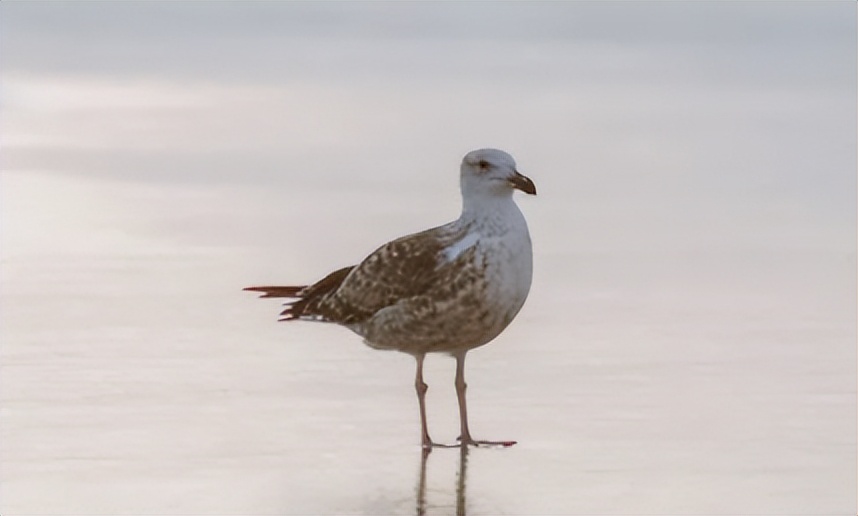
[304,224,470,325]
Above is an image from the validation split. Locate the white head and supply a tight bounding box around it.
[460,148,536,200]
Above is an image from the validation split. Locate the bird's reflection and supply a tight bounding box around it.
[416,446,470,516]
[455,446,469,516]
[416,449,429,516]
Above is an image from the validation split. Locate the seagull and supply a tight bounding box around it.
[245,148,536,449]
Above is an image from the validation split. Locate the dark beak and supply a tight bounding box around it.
[508,171,537,195]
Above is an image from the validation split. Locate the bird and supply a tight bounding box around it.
[244,148,536,449]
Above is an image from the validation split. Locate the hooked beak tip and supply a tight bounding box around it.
[509,171,537,195]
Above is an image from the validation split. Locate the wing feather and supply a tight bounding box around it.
[313,223,470,324]
[245,223,475,325]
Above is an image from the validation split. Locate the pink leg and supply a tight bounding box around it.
[454,352,516,448]
[415,353,433,449]
[415,354,458,449]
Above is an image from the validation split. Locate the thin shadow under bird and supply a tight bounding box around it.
[245,148,536,448]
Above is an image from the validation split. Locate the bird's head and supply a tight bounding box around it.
[460,148,536,199]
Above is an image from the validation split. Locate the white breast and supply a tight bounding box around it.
[472,203,533,330]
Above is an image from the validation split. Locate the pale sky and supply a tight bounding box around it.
[3,3,854,188]
[3,2,855,253]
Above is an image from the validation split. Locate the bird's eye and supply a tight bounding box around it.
[477,160,490,170]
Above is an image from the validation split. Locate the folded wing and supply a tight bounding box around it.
[244,223,472,325]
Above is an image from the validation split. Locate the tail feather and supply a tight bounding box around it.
[244,265,355,322]
[243,286,306,298]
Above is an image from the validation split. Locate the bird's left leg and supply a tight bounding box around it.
[454,351,516,448]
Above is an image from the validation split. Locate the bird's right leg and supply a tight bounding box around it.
[415,353,458,449]
[415,353,433,449]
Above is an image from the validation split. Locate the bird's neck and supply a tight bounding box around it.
[458,193,518,226]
